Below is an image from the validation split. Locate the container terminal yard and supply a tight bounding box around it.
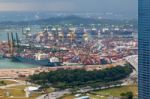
[0,25,138,77]
[0,25,138,99]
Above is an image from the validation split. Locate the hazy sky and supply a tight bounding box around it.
[0,0,137,14]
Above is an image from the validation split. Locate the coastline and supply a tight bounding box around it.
[0,60,126,78]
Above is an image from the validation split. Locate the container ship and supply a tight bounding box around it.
[12,53,62,66]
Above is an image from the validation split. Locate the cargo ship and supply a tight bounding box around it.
[12,53,62,66]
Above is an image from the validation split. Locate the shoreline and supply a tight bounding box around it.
[0,60,126,78]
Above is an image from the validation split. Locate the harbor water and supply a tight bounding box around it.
[0,58,38,69]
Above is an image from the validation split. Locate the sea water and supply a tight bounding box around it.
[0,58,38,69]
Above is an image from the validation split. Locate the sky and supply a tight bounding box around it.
[0,0,137,14]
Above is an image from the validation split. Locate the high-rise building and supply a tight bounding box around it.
[138,0,150,98]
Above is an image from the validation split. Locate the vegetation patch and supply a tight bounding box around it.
[29,64,133,89]
[61,85,137,99]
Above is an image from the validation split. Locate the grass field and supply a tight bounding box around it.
[2,80,17,85]
[0,85,42,99]
[62,85,138,99]
[0,80,17,86]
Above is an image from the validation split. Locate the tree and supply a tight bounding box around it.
[29,65,132,89]
[120,91,133,99]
